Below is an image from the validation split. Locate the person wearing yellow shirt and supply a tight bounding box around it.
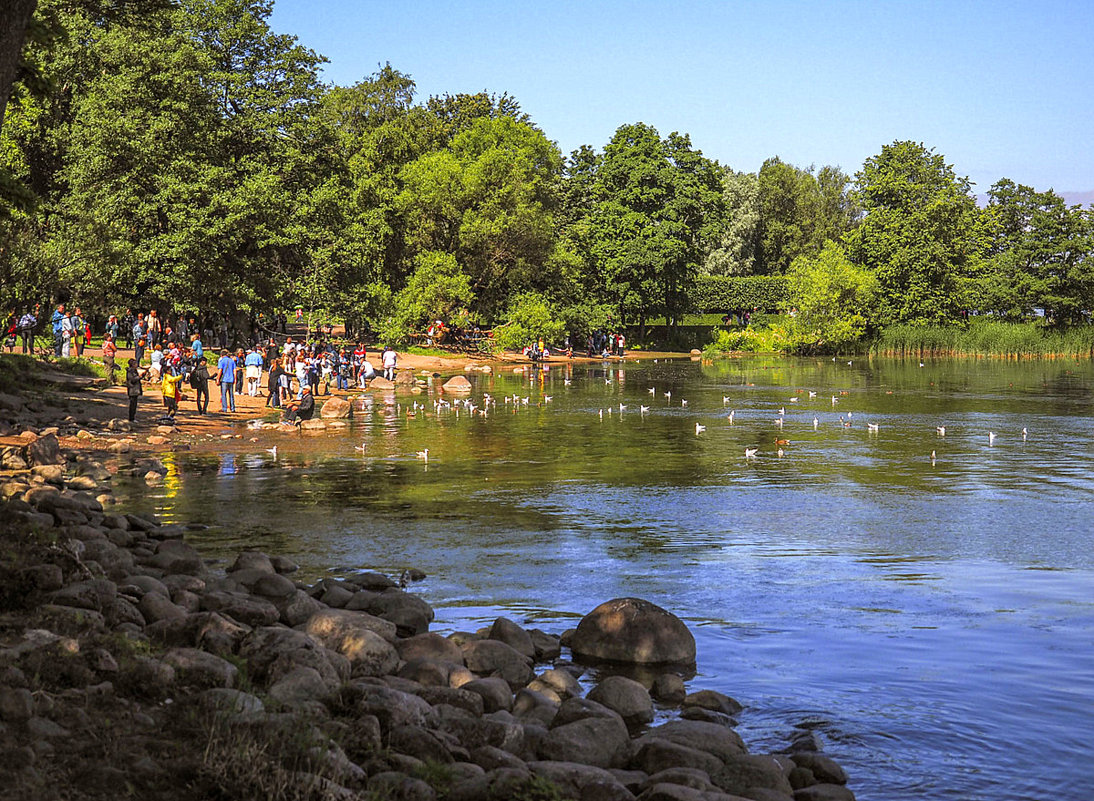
[161,372,185,419]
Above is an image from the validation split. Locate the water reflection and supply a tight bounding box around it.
[113,356,1094,801]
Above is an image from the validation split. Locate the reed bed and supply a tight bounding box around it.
[874,321,1094,358]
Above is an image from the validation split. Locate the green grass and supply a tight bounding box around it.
[875,321,1094,358]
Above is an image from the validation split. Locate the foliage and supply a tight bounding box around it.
[557,298,615,340]
[785,241,878,353]
[689,275,790,312]
[703,168,758,276]
[703,324,787,355]
[491,292,564,351]
[845,140,987,326]
[875,319,1094,358]
[381,251,473,343]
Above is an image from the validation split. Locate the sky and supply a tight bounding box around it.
[268,0,1094,195]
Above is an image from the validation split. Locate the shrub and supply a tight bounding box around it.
[690,276,790,313]
[492,293,565,351]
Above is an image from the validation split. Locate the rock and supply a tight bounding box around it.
[488,617,535,659]
[25,433,63,467]
[162,648,238,689]
[631,738,723,777]
[31,464,65,485]
[138,592,187,623]
[368,376,395,391]
[461,640,534,689]
[268,666,332,712]
[270,554,299,574]
[251,572,297,600]
[640,767,719,794]
[789,754,847,785]
[470,745,526,772]
[351,684,436,731]
[228,550,275,574]
[278,589,325,627]
[710,755,794,797]
[0,687,34,722]
[200,591,280,628]
[357,589,435,637]
[299,419,326,431]
[537,715,630,768]
[368,773,436,801]
[512,688,559,726]
[793,784,855,801]
[397,632,465,665]
[305,608,398,649]
[529,629,562,662]
[571,598,696,666]
[389,724,455,765]
[320,396,352,419]
[588,675,654,726]
[528,761,628,799]
[527,668,582,701]
[200,688,265,715]
[394,370,417,386]
[461,677,514,713]
[552,697,623,729]
[148,540,204,575]
[321,584,355,608]
[442,375,473,394]
[636,720,746,764]
[652,674,687,705]
[682,690,742,717]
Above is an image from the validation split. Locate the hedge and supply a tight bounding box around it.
[690,276,790,313]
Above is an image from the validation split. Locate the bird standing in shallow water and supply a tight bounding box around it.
[988,432,996,446]
[416,449,429,462]
[745,447,758,458]
[695,423,705,434]
[1022,427,1028,441]
[936,426,946,436]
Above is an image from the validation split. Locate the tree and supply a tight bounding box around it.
[703,168,758,276]
[786,241,877,353]
[382,250,474,342]
[981,179,1094,323]
[492,291,564,351]
[845,141,986,326]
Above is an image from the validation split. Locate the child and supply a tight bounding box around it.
[161,370,185,419]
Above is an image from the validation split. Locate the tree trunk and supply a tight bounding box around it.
[0,0,37,137]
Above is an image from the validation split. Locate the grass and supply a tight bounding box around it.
[875,321,1094,358]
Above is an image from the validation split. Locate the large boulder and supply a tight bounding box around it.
[368,376,395,391]
[320,396,352,419]
[587,675,654,726]
[536,716,630,768]
[461,640,534,689]
[25,433,63,467]
[571,598,696,666]
[442,375,473,394]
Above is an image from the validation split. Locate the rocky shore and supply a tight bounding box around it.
[0,374,856,801]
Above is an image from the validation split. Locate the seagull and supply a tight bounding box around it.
[1022,427,1028,441]
[640,405,650,414]
[988,431,996,446]
[789,396,799,403]
[544,396,553,403]
[619,403,627,412]
[664,391,672,400]
[847,411,853,419]
[777,448,785,458]
[353,443,366,452]
[681,399,688,407]
[599,409,603,420]
[831,396,839,406]
[813,416,819,429]
[774,418,784,428]
[778,407,785,415]
[936,426,946,437]
[931,449,936,465]
[564,379,572,386]
[745,447,758,459]
[848,361,853,366]
[727,410,735,424]
[605,377,612,385]
[266,446,277,458]
[808,391,817,399]
[695,423,706,434]
[416,449,429,462]
[867,422,879,433]
[723,396,730,405]
[919,362,925,368]
[649,387,657,395]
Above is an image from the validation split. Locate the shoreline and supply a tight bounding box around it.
[0,354,857,801]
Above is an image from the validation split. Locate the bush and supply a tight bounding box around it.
[380,251,474,344]
[492,293,565,352]
[690,276,790,313]
[703,324,788,355]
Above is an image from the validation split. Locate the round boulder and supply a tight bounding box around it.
[570,598,696,666]
[442,375,473,393]
[320,396,352,419]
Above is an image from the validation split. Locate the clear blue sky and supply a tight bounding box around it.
[269,0,1094,194]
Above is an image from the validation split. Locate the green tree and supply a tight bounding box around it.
[786,241,878,353]
[382,250,474,342]
[703,168,758,276]
[845,140,986,326]
[492,291,564,351]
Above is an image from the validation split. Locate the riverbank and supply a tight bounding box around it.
[0,358,857,801]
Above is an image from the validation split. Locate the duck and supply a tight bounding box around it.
[775,437,790,446]
[416,449,429,462]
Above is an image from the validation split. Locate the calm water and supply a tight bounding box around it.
[115,356,1094,801]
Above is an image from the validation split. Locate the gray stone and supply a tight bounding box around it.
[26,433,63,467]
[527,761,627,798]
[0,687,34,722]
[640,720,746,763]
[162,648,237,689]
[397,632,465,665]
[304,608,397,648]
[571,598,696,666]
[200,688,265,715]
[537,715,630,768]
[793,784,855,801]
[488,617,535,659]
[652,674,687,705]
[461,640,534,689]
[200,591,280,628]
[138,592,187,623]
[711,755,794,797]
[789,754,847,786]
[251,572,297,599]
[512,688,559,727]
[553,697,624,729]
[268,666,331,711]
[588,675,654,725]
[389,724,455,764]
[461,677,514,713]
[529,629,562,661]
[148,540,204,575]
[682,689,742,717]
[227,550,275,574]
[631,738,724,777]
[527,668,582,701]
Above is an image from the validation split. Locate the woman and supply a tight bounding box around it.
[125,359,144,422]
[266,358,283,408]
[189,356,210,415]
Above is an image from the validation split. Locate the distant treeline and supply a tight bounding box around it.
[1,0,1091,352]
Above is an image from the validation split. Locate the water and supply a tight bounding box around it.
[115,356,1094,800]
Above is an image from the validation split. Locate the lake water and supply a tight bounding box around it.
[114,356,1094,801]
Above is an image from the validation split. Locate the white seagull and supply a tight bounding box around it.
[695,423,706,434]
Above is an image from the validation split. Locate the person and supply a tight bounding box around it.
[244,347,264,396]
[125,359,144,422]
[18,306,38,354]
[70,307,86,357]
[282,385,314,424]
[266,358,283,408]
[382,345,397,380]
[215,349,237,413]
[148,344,164,381]
[132,313,148,364]
[105,314,119,343]
[188,356,210,415]
[234,348,246,395]
[3,311,17,352]
[50,303,66,356]
[148,309,162,347]
[121,308,134,349]
[161,369,184,419]
[60,309,75,357]
[102,333,118,385]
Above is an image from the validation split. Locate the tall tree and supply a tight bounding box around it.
[845,140,986,326]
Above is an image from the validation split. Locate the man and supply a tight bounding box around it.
[121,308,134,349]
[125,359,144,422]
[133,313,148,365]
[18,305,37,354]
[105,314,119,343]
[50,303,65,356]
[188,356,210,415]
[282,384,314,424]
[148,309,162,347]
[244,346,264,396]
[215,348,237,413]
[102,333,118,385]
[382,345,397,381]
[71,307,86,357]
[60,309,75,357]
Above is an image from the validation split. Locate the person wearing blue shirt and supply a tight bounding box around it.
[244,347,264,396]
[50,303,65,356]
[191,333,203,360]
[214,349,237,413]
